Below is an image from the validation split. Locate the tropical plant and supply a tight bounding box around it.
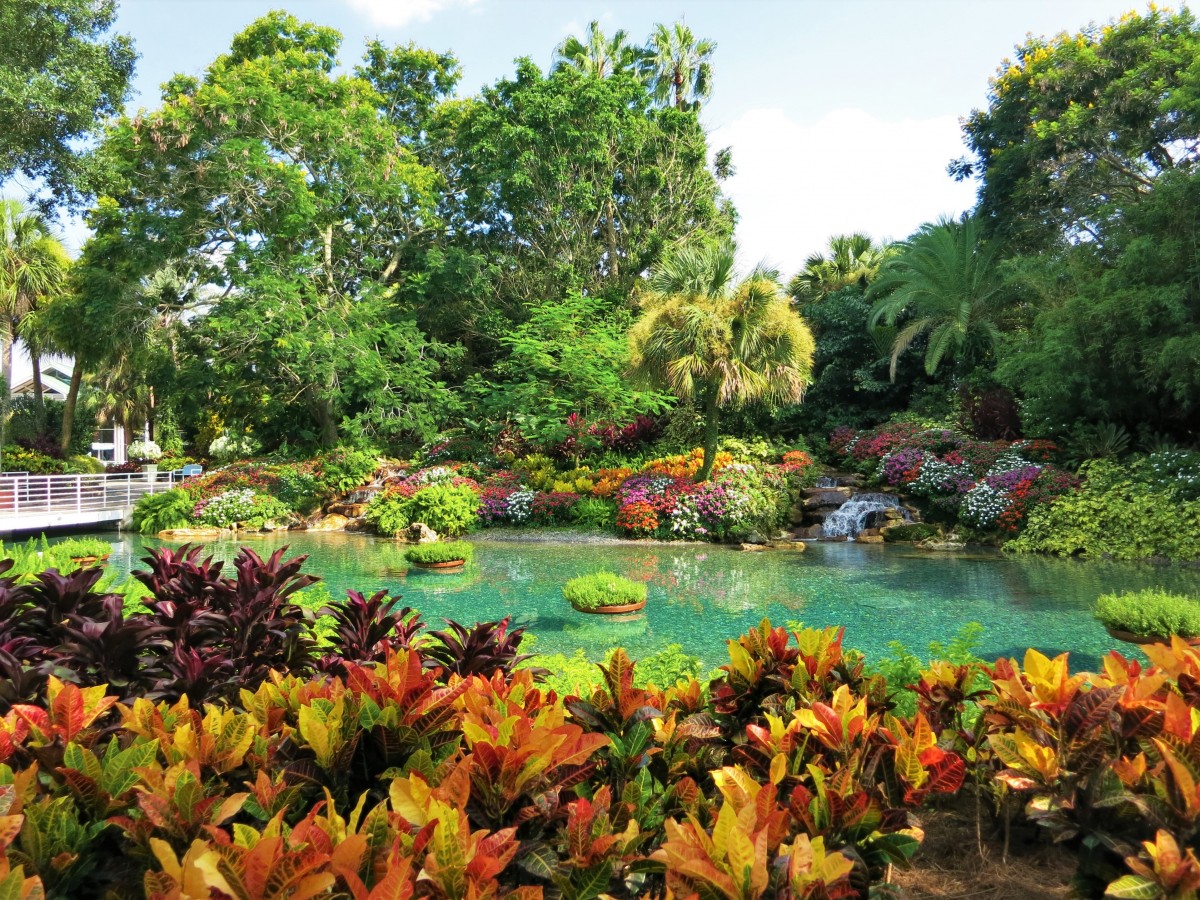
[789,233,889,304]
[51,538,112,561]
[642,22,716,111]
[868,214,1007,379]
[630,242,815,481]
[563,572,647,610]
[125,439,161,462]
[131,489,195,535]
[1095,589,1200,639]
[405,541,474,565]
[552,20,643,79]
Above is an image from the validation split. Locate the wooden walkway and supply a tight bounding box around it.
[0,471,185,535]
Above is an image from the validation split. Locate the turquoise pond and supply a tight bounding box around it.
[56,530,1200,670]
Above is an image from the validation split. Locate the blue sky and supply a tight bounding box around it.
[102,0,1159,273]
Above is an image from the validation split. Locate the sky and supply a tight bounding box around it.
[6,0,1173,381]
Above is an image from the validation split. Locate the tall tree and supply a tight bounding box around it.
[643,22,716,111]
[94,13,460,447]
[0,0,137,203]
[0,200,70,401]
[868,216,1006,379]
[630,243,815,482]
[950,7,1200,249]
[552,21,643,79]
[788,233,889,304]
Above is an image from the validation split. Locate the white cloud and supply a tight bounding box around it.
[345,0,481,29]
[711,108,978,278]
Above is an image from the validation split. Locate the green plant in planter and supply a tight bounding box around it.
[1095,589,1200,639]
[405,484,480,537]
[405,541,474,565]
[52,538,113,560]
[562,572,647,611]
[131,489,195,534]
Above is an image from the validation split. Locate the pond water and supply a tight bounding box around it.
[57,530,1200,671]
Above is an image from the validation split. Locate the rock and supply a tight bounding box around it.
[739,542,767,552]
[768,540,806,551]
[157,527,225,540]
[344,517,368,532]
[787,504,806,526]
[856,534,884,543]
[307,514,350,532]
[918,539,966,552]
[326,502,368,518]
[803,489,852,509]
[408,522,439,544]
[858,527,883,537]
[792,525,824,539]
[745,530,768,545]
[818,535,849,543]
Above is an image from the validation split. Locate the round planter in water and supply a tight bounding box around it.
[1105,625,1200,647]
[411,559,466,571]
[572,599,647,615]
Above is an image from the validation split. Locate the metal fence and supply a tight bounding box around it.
[0,470,185,521]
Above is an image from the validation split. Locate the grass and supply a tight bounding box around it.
[1094,588,1200,638]
[562,571,647,611]
[404,540,474,565]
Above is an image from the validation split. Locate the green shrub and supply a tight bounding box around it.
[1,444,65,474]
[131,489,196,534]
[52,538,113,559]
[882,523,940,543]
[65,455,106,474]
[1007,460,1200,560]
[563,572,647,610]
[196,489,292,530]
[570,497,617,529]
[364,490,411,536]
[404,541,474,565]
[315,448,379,498]
[629,643,702,688]
[0,536,81,578]
[403,484,480,537]
[1095,589,1200,638]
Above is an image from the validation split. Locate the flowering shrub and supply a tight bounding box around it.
[643,448,733,480]
[126,439,162,462]
[616,500,659,536]
[194,488,293,529]
[879,448,925,487]
[531,490,579,524]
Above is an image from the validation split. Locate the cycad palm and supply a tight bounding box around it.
[789,233,888,304]
[630,242,815,482]
[0,200,70,398]
[867,215,1005,379]
[643,23,716,111]
[553,21,642,79]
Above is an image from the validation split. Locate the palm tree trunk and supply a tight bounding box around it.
[60,363,84,455]
[30,346,43,407]
[0,320,12,398]
[696,389,721,483]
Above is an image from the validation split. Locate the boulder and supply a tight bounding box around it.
[856,534,884,544]
[803,489,852,509]
[739,542,767,552]
[307,514,350,532]
[918,538,966,552]
[818,535,849,543]
[408,522,439,544]
[792,525,824,539]
[744,530,768,545]
[326,502,368,518]
[157,527,225,540]
[768,540,806,551]
[787,504,806,526]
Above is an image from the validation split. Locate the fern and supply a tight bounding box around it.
[131,489,195,535]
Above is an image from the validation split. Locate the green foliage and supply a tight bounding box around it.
[627,642,701,687]
[4,396,97,458]
[0,0,136,202]
[363,490,412,537]
[404,484,480,537]
[569,497,617,529]
[313,448,379,497]
[50,538,112,560]
[65,455,105,474]
[953,6,1200,249]
[404,540,474,565]
[869,623,986,718]
[130,489,195,535]
[0,444,64,473]
[1007,459,1200,561]
[1095,589,1200,639]
[882,523,941,543]
[563,572,647,610]
[469,292,670,448]
[195,489,292,530]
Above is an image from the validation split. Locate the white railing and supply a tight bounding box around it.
[0,470,185,521]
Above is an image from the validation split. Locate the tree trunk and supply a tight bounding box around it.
[696,388,721,483]
[30,346,43,407]
[0,320,11,398]
[310,395,339,448]
[60,363,84,454]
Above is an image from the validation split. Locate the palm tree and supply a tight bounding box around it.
[788,233,889,304]
[867,215,1006,379]
[630,242,815,482]
[0,200,70,402]
[642,23,716,111]
[553,21,643,79]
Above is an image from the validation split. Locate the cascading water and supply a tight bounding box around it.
[821,493,909,539]
[814,476,839,489]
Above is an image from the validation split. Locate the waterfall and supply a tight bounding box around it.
[821,493,908,539]
[814,476,838,489]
